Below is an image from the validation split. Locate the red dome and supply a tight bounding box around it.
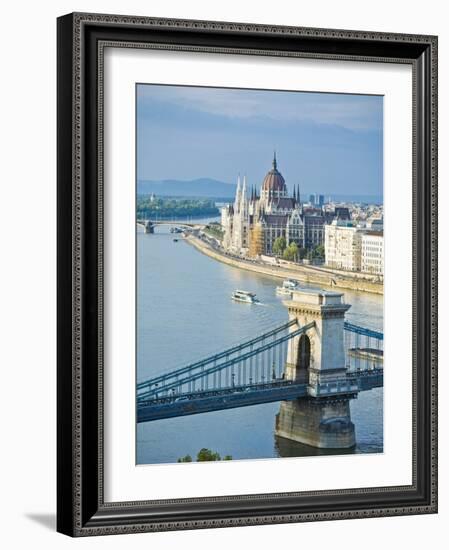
[262,153,287,193]
[262,169,286,192]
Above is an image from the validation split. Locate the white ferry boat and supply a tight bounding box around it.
[231,290,259,304]
[275,279,299,296]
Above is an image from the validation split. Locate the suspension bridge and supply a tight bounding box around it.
[136,219,204,233]
[137,287,383,449]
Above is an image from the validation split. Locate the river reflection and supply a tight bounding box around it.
[274,436,355,458]
[137,224,383,465]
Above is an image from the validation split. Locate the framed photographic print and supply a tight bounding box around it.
[57,12,438,536]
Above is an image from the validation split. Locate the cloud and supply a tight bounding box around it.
[137,84,383,132]
[136,83,383,196]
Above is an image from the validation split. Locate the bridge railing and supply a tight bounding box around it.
[344,321,383,372]
[139,379,302,406]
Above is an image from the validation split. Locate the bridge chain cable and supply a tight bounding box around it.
[137,321,316,402]
[137,319,298,392]
[344,321,383,340]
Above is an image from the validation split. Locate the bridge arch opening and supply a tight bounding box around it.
[296,334,311,371]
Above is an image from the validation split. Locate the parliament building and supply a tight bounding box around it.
[221,153,332,258]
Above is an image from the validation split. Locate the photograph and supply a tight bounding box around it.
[135,84,384,465]
[0,1,441,544]
[51,6,437,539]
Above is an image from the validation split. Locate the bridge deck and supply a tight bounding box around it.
[137,370,383,423]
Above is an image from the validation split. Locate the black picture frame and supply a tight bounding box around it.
[57,12,438,536]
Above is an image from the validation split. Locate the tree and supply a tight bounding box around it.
[197,448,221,461]
[136,196,219,220]
[273,236,287,256]
[306,244,325,261]
[283,242,299,262]
[314,244,325,258]
[178,449,233,462]
[177,454,192,463]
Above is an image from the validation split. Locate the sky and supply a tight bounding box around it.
[137,84,383,198]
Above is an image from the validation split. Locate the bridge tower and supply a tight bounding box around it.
[275,288,356,449]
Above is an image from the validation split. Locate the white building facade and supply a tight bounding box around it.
[324,220,365,271]
[361,232,384,275]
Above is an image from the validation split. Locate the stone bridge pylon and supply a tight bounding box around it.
[275,288,356,449]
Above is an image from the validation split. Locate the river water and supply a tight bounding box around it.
[137,222,383,465]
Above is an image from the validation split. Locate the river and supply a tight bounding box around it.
[137,222,383,465]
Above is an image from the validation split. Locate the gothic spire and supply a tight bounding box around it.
[234,174,241,213]
[241,175,247,198]
[240,175,247,214]
[272,150,277,170]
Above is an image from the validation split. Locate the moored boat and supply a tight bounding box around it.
[276,279,299,296]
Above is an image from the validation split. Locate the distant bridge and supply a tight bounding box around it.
[136,219,205,234]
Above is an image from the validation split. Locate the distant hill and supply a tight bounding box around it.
[137,178,382,205]
[137,178,236,199]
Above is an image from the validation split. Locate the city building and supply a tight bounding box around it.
[302,207,326,249]
[222,153,381,265]
[324,220,366,271]
[222,154,326,257]
[334,207,351,221]
[361,231,384,275]
[366,218,384,232]
[308,193,325,207]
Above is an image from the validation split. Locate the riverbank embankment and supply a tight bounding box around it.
[185,235,383,295]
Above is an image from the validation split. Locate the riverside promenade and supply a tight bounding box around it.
[185,234,383,295]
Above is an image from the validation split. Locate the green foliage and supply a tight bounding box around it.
[177,448,233,463]
[177,454,193,463]
[307,244,325,260]
[283,242,299,262]
[273,236,287,256]
[137,196,219,219]
[314,244,325,258]
[203,224,224,241]
[197,448,221,461]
